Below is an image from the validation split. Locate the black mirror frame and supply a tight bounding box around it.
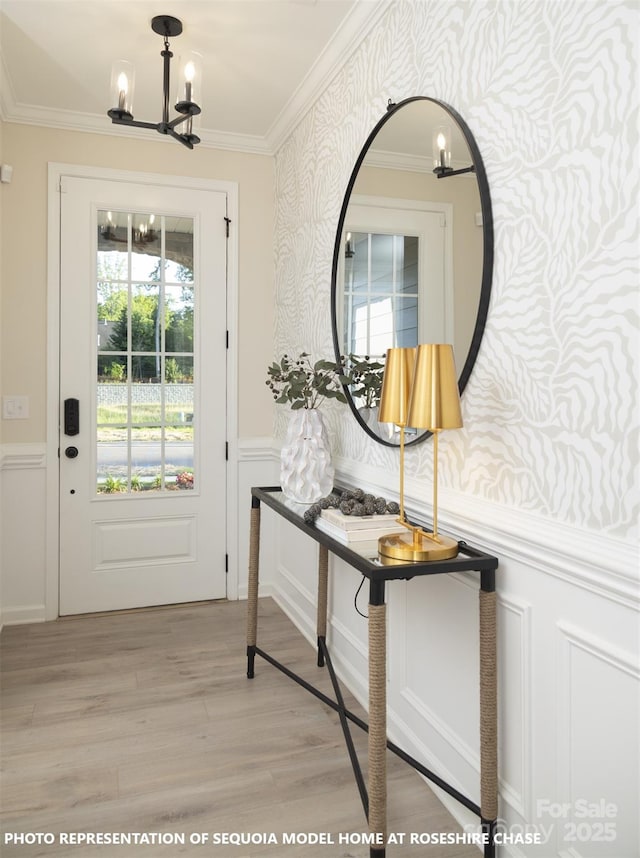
[330,96,494,447]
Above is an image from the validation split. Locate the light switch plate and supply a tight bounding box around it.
[2,396,29,419]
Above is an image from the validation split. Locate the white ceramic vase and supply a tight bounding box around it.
[280,408,334,504]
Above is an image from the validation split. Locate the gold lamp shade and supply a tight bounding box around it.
[379,343,462,563]
[378,347,416,426]
[407,344,462,430]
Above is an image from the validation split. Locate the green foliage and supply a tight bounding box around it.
[97,284,128,321]
[165,357,181,382]
[266,352,350,410]
[106,361,126,381]
[103,287,193,381]
[98,475,126,494]
[345,354,386,409]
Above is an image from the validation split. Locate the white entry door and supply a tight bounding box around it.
[59,175,228,615]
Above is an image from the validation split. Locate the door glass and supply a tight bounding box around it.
[96,211,196,494]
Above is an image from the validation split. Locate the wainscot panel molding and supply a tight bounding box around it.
[269,464,639,856]
[233,438,278,600]
[1,443,48,626]
[0,443,47,470]
[1,440,279,624]
[556,622,639,858]
[333,454,639,609]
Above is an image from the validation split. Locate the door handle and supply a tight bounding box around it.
[65,446,79,459]
[64,398,79,435]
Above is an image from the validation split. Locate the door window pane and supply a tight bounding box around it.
[165,286,194,353]
[131,213,161,281]
[166,220,194,283]
[96,210,196,494]
[97,211,128,279]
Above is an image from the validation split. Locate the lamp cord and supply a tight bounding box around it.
[354,575,368,619]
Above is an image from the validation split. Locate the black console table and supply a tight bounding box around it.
[246,486,499,858]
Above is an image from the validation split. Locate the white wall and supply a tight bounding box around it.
[270,1,639,855]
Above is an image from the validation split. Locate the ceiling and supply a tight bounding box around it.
[0,0,388,154]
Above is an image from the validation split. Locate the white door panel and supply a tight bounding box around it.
[59,176,227,614]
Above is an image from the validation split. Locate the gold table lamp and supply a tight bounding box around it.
[377,347,416,527]
[378,343,462,562]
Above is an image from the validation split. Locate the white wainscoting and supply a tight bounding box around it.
[233,438,279,600]
[0,444,48,626]
[267,458,639,858]
[0,439,279,626]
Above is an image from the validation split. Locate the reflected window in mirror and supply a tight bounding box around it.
[343,231,419,356]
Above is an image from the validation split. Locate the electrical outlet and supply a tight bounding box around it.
[2,396,29,419]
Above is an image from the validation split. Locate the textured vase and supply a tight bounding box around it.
[280,409,334,504]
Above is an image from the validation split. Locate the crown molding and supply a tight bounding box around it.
[266,0,394,154]
[0,0,392,157]
[0,99,272,155]
[365,148,477,175]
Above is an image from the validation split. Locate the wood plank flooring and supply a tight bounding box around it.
[1,599,481,857]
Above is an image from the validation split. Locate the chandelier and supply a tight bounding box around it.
[107,15,202,149]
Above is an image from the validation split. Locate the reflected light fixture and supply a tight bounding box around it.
[345,232,354,259]
[99,212,158,248]
[432,124,475,178]
[378,343,463,562]
[107,15,202,149]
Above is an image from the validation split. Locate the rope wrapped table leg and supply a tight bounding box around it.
[316,545,328,638]
[368,602,387,848]
[316,546,328,666]
[246,504,261,677]
[479,589,498,827]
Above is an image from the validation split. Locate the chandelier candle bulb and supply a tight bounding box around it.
[117,73,127,110]
[184,62,194,102]
[109,60,135,119]
[432,125,452,172]
[176,52,202,112]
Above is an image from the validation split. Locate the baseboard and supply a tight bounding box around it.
[1,604,47,626]
[238,581,275,601]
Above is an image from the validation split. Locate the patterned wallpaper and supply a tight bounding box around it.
[273,0,639,541]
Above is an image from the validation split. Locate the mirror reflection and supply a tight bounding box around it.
[331,97,493,446]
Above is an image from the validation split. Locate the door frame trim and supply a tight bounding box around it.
[46,163,239,619]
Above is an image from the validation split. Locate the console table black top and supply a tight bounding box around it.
[251,486,498,583]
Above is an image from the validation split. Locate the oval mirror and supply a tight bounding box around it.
[331,96,493,446]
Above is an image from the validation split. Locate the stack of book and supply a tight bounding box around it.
[315,507,406,545]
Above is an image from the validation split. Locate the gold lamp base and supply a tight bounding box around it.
[378,530,459,562]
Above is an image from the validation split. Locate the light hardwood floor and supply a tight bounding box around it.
[1,599,481,857]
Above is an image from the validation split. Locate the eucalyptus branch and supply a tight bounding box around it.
[266,352,349,410]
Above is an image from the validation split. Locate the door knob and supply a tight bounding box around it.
[65,446,79,459]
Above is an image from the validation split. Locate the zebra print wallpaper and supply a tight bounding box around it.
[273,0,638,542]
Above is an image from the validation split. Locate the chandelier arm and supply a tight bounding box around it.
[167,128,195,149]
[167,113,193,130]
[435,165,476,179]
[110,118,159,131]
